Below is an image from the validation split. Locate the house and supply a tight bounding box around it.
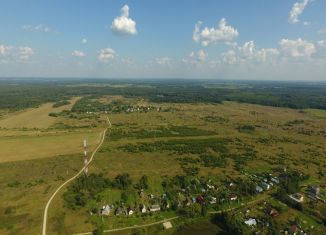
[289,225,298,235]
[267,208,279,218]
[191,196,196,203]
[163,221,173,230]
[289,193,304,203]
[261,182,270,190]
[100,204,111,216]
[115,207,123,216]
[256,185,263,193]
[150,204,161,212]
[209,196,217,204]
[271,177,279,184]
[127,207,134,216]
[184,198,192,207]
[308,185,320,196]
[140,204,147,213]
[244,218,257,226]
[229,194,237,201]
[207,184,215,190]
[196,195,204,203]
[139,189,145,198]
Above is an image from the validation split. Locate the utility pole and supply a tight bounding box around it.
[83,138,88,175]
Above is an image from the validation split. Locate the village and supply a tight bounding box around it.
[73,169,325,234]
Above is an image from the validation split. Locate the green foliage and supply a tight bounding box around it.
[199,154,227,168]
[120,138,230,155]
[237,124,255,133]
[178,203,202,218]
[113,173,132,190]
[52,100,70,108]
[135,175,149,190]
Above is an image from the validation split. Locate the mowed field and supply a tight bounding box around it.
[0,97,79,129]
[0,97,103,163]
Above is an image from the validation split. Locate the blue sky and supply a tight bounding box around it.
[0,0,326,80]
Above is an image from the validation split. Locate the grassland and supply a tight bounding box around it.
[0,92,325,235]
[46,98,326,234]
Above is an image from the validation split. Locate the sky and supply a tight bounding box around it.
[0,0,326,80]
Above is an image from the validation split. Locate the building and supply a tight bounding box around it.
[100,205,111,216]
[150,204,161,212]
[256,185,263,193]
[163,221,173,230]
[261,182,271,190]
[230,194,237,201]
[244,218,257,226]
[140,204,147,213]
[308,185,320,196]
[289,193,304,203]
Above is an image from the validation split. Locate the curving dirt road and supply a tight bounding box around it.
[41,117,111,235]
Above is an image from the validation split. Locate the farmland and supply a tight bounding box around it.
[0,79,325,235]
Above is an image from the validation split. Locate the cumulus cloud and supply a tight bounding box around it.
[81,38,87,44]
[111,5,137,35]
[23,24,52,33]
[98,48,116,62]
[0,44,13,56]
[18,47,35,61]
[279,38,316,58]
[183,50,208,65]
[72,50,86,57]
[155,57,171,65]
[193,18,239,46]
[221,41,279,65]
[289,0,310,24]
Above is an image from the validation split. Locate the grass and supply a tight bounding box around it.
[0,97,325,234]
[0,131,102,163]
[0,97,79,129]
[305,109,326,118]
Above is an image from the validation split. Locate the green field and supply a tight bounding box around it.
[0,82,325,235]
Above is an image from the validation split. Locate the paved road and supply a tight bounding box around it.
[41,117,111,235]
[72,195,270,235]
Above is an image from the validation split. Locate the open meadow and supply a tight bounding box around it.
[0,81,325,235]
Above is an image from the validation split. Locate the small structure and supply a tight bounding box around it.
[209,196,217,204]
[244,218,257,226]
[256,185,263,193]
[140,204,147,213]
[229,194,237,201]
[289,225,298,235]
[150,204,161,212]
[267,208,279,218]
[271,177,279,184]
[163,221,173,230]
[127,207,134,216]
[196,195,204,203]
[115,207,123,216]
[100,204,111,216]
[289,193,304,203]
[308,185,320,196]
[261,182,271,190]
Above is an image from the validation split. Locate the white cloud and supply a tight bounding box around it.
[111,5,137,35]
[193,18,239,46]
[81,38,87,44]
[23,24,52,33]
[72,50,86,57]
[222,50,237,65]
[0,44,13,56]
[155,57,171,65]
[18,47,34,61]
[303,21,311,26]
[279,38,316,58]
[289,0,310,24]
[221,41,279,65]
[183,50,208,65]
[318,28,326,35]
[98,48,116,62]
[318,40,326,48]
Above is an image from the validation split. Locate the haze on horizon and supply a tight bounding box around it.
[0,0,326,81]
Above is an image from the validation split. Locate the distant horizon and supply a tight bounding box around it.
[0,0,326,80]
